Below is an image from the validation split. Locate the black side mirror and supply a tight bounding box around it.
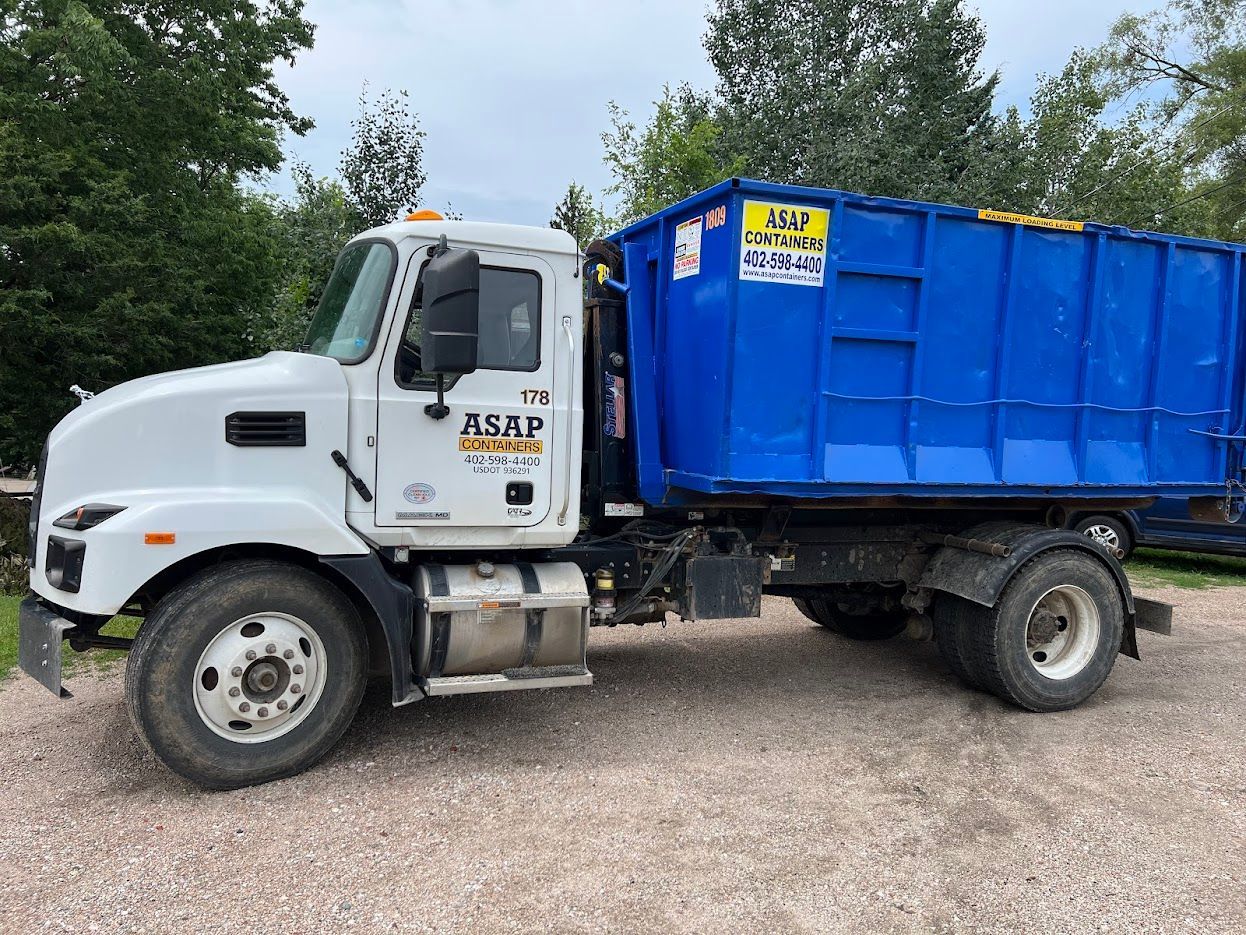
[421,247,480,375]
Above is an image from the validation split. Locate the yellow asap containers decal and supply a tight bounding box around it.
[739,200,830,287]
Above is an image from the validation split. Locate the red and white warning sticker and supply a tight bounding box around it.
[673,215,703,280]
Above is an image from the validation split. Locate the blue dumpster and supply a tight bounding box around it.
[613,178,1246,504]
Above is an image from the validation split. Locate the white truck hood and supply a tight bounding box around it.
[41,351,351,530]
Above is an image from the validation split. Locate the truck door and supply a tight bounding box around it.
[374,249,556,529]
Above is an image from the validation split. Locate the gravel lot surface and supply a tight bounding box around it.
[1,588,1243,934]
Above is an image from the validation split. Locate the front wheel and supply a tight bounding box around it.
[125,560,368,789]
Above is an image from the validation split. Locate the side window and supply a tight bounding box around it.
[396,265,542,389]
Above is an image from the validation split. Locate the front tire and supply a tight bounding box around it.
[963,550,1124,712]
[125,560,367,789]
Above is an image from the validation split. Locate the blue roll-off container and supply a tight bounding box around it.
[611,178,1246,505]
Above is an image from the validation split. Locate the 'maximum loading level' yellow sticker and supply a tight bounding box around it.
[739,200,830,287]
[978,209,1084,233]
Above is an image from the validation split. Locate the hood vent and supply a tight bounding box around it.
[225,411,306,448]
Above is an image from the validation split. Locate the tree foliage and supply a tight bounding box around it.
[1098,0,1246,239]
[0,0,314,467]
[252,163,362,353]
[603,84,743,225]
[704,0,1002,202]
[987,54,1195,230]
[602,0,1246,243]
[339,85,426,228]
[550,181,611,247]
[257,85,429,352]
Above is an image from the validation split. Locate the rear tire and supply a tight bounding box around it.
[794,597,906,641]
[125,560,368,789]
[792,597,819,624]
[963,550,1124,712]
[932,593,986,690]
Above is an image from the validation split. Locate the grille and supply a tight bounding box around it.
[225,411,306,447]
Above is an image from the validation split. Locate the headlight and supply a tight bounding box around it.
[52,504,126,531]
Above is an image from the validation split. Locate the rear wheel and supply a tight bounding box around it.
[125,560,367,789]
[792,596,906,641]
[932,593,986,689]
[962,550,1124,712]
[792,597,819,624]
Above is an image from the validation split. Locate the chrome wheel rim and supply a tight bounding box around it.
[1082,524,1120,550]
[1025,585,1100,680]
[192,613,327,743]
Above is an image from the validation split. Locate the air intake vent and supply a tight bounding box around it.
[225,411,306,448]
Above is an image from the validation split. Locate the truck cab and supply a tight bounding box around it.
[315,220,584,550]
[27,219,585,624]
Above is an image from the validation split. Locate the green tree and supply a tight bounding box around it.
[550,181,610,247]
[704,0,1002,202]
[1001,54,1195,230]
[257,85,430,352]
[0,0,314,467]
[252,163,363,353]
[602,84,742,225]
[340,85,427,228]
[1097,0,1246,239]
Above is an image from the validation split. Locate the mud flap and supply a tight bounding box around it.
[18,597,75,698]
[1133,597,1173,635]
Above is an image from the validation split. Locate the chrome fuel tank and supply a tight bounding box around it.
[414,562,590,693]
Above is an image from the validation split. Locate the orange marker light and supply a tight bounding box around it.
[144,532,176,545]
[405,209,444,221]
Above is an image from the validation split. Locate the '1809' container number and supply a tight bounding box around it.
[742,250,823,274]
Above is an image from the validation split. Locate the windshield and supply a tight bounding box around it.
[303,241,396,363]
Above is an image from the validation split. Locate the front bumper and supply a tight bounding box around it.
[18,596,75,698]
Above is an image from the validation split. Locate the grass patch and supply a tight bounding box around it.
[0,593,140,683]
[0,595,18,681]
[1125,548,1246,590]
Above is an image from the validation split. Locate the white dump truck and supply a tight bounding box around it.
[23,178,1218,788]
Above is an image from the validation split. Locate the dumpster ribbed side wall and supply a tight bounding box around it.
[613,178,1246,502]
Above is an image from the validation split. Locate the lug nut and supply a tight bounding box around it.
[291,684,302,695]
[277,700,288,711]
[292,664,304,675]
[283,649,295,659]
[257,707,269,718]
[239,702,251,713]
[245,650,257,661]
[231,666,243,677]
[228,687,240,697]
[265,643,276,655]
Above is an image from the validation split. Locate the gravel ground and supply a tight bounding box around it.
[0,587,1243,934]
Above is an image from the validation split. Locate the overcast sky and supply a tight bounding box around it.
[267,0,1151,224]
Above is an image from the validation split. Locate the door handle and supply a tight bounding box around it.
[557,315,575,527]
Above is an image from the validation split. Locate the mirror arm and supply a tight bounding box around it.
[424,374,451,420]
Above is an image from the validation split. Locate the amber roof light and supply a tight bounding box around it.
[405,209,444,221]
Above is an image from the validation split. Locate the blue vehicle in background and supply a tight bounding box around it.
[1070,498,1245,560]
